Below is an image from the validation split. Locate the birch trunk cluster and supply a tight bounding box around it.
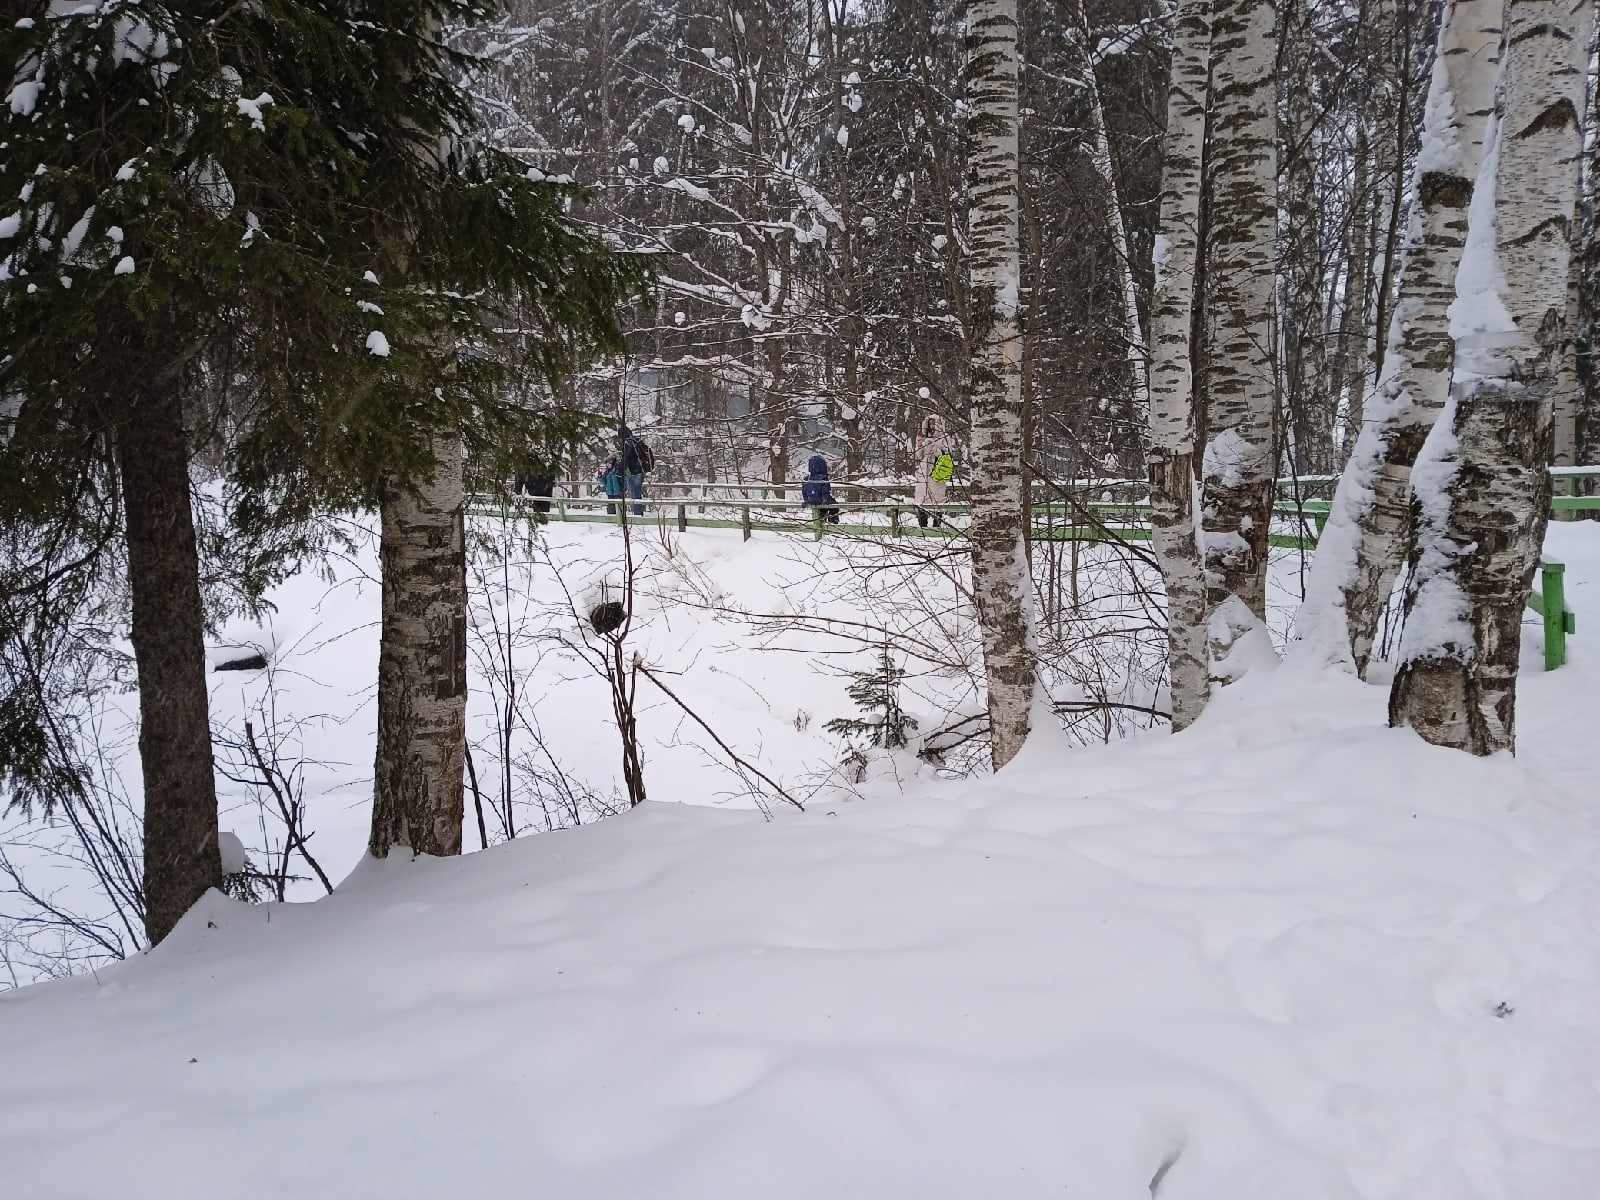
[1391,0,1594,754]
[1145,0,1277,725]
[1302,0,1502,676]
[965,0,1036,769]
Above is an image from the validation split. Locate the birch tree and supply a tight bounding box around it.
[1390,0,1594,754]
[966,0,1036,767]
[1301,0,1501,675]
[1146,0,1213,728]
[370,431,470,859]
[1198,0,1278,669]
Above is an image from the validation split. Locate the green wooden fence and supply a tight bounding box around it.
[479,466,1597,670]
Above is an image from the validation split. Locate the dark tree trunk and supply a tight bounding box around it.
[118,382,220,945]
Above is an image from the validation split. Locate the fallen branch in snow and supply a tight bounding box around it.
[635,662,805,813]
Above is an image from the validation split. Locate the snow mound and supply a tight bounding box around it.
[4,656,1600,1198]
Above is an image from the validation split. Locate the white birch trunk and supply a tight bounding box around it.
[1391,0,1594,754]
[1553,180,1586,465]
[1147,0,1213,729]
[966,0,1035,768]
[371,430,468,857]
[1199,0,1278,671]
[1300,0,1502,674]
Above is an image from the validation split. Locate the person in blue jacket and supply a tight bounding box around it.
[802,454,840,524]
[597,456,623,515]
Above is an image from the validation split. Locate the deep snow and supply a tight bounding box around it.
[2,520,1599,1199]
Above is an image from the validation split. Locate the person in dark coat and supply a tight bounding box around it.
[617,425,646,516]
[802,454,840,524]
[513,459,558,521]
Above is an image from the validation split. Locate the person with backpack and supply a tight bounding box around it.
[618,425,653,517]
[597,456,624,516]
[914,414,954,527]
[802,454,841,525]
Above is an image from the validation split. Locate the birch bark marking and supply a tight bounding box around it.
[1147,0,1213,729]
[1199,0,1278,660]
[371,430,468,857]
[1391,0,1594,754]
[1301,0,1501,675]
[965,0,1035,768]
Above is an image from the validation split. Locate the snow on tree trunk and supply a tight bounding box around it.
[1146,0,1213,730]
[371,430,468,857]
[119,381,221,944]
[1199,0,1278,671]
[1390,0,1594,755]
[966,0,1035,768]
[1299,0,1502,676]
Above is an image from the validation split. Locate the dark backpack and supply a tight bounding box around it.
[636,440,655,473]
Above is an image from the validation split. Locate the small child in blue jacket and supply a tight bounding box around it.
[802,454,840,524]
[597,456,624,515]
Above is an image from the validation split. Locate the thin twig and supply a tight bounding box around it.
[635,662,805,812]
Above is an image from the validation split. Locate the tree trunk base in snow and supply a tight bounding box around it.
[1388,657,1512,756]
[1389,380,1554,756]
[119,383,221,945]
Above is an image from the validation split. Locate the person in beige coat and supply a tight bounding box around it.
[913,414,953,527]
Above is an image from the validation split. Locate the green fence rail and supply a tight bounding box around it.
[479,465,1598,670]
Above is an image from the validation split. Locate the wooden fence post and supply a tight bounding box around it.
[1543,561,1570,670]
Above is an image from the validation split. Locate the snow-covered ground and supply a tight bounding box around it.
[3,520,1600,1198]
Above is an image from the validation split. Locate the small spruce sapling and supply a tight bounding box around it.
[825,646,918,750]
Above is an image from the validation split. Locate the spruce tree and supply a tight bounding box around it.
[825,647,918,750]
[0,0,645,943]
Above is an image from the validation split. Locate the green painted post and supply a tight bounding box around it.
[890,506,901,538]
[1543,561,1568,670]
[813,507,824,541]
[677,503,688,533]
[740,504,752,542]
